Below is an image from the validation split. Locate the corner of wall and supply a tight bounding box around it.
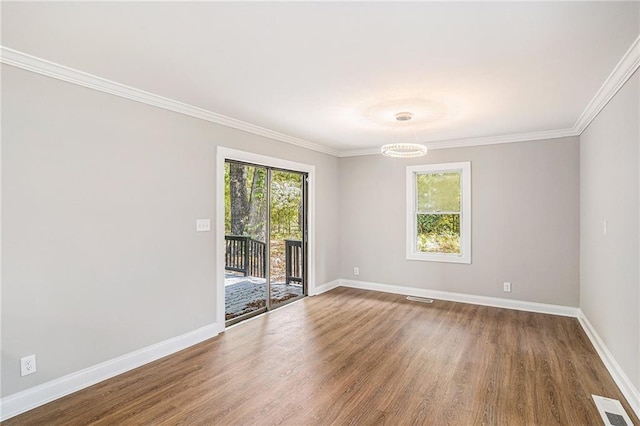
[578,310,640,418]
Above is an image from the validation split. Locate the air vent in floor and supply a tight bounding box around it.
[592,395,634,426]
[406,296,434,304]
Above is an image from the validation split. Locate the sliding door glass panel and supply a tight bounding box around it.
[269,170,305,307]
[224,161,268,324]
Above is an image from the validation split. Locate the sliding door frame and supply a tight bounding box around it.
[216,147,316,331]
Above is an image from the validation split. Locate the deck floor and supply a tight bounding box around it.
[225,272,302,319]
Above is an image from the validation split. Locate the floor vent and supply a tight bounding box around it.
[592,395,634,426]
[406,296,434,304]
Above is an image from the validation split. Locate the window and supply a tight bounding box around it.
[406,162,471,264]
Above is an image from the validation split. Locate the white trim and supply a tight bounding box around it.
[424,128,578,150]
[215,147,316,329]
[578,311,640,418]
[4,281,639,421]
[215,152,227,328]
[2,32,638,158]
[338,279,580,317]
[339,128,578,157]
[406,162,472,264]
[0,46,339,157]
[0,322,221,422]
[573,34,640,134]
[338,147,386,157]
[334,32,640,157]
[312,280,341,295]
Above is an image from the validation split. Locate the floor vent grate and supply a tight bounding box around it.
[406,296,434,304]
[592,395,634,426]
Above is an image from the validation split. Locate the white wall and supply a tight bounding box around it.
[1,65,340,397]
[580,70,640,390]
[338,138,580,306]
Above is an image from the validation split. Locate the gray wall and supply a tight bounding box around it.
[5,56,635,402]
[338,137,580,306]
[1,65,340,396]
[580,70,640,390]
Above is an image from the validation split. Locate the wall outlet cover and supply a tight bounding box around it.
[20,354,37,376]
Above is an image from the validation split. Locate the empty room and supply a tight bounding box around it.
[1,1,639,424]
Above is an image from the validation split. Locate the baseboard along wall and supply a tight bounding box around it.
[328,278,639,419]
[578,312,640,417]
[337,278,580,317]
[2,279,638,421]
[0,322,222,421]
[312,279,341,295]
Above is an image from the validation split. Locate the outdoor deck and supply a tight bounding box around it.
[225,272,303,320]
[225,235,304,321]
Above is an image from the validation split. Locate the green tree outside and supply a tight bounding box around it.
[416,172,461,254]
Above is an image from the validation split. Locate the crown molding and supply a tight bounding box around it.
[425,128,579,150]
[338,147,382,157]
[573,34,640,135]
[3,32,639,159]
[0,46,340,157]
[337,128,578,157]
[340,31,640,159]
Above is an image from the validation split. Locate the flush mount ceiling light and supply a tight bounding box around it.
[381,112,428,158]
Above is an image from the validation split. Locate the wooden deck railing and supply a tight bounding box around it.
[225,236,266,278]
[224,236,303,285]
[285,239,303,285]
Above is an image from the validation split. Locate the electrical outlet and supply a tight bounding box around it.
[353,267,360,276]
[20,354,36,376]
[503,282,512,293]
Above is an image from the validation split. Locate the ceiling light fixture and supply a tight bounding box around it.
[381,112,428,158]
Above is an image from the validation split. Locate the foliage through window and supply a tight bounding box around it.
[406,162,471,263]
[224,162,303,242]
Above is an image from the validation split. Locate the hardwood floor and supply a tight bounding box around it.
[4,287,638,425]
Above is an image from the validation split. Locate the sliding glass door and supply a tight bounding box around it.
[224,161,268,323]
[224,160,307,326]
[269,169,306,308]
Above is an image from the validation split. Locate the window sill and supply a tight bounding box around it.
[406,252,471,264]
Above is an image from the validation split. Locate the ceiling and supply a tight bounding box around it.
[2,2,639,155]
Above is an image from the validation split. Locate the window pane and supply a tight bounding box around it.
[416,214,461,254]
[416,172,460,212]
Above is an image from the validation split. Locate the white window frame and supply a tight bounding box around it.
[406,162,471,264]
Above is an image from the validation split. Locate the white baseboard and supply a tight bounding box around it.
[578,311,640,418]
[338,279,580,317]
[1,278,340,420]
[313,279,341,295]
[0,322,222,422]
[5,281,639,421]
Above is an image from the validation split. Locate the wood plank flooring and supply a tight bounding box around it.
[4,287,638,425]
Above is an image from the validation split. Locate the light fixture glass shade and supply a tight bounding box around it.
[381,143,428,158]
